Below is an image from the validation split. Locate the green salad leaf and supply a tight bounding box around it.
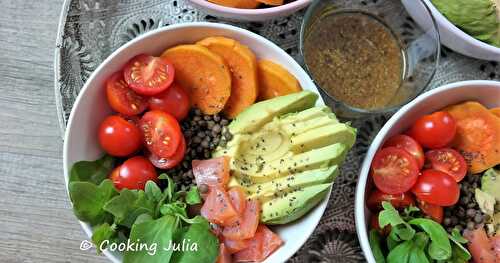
[70,155,115,184]
[369,229,386,263]
[445,229,471,263]
[69,179,117,225]
[379,201,416,241]
[170,219,220,263]
[104,189,156,228]
[185,187,202,205]
[92,223,116,253]
[409,218,452,260]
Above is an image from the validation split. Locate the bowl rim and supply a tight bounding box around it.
[354,80,500,263]
[298,0,441,115]
[188,0,312,15]
[422,0,500,54]
[63,21,328,263]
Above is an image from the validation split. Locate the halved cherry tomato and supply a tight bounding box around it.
[110,156,158,190]
[224,238,251,254]
[201,187,239,227]
[425,148,467,182]
[464,228,497,263]
[412,169,459,206]
[98,115,142,157]
[192,156,231,189]
[124,54,175,96]
[148,83,190,121]
[139,110,182,158]
[223,199,260,240]
[106,71,147,116]
[233,225,283,262]
[216,243,232,263]
[371,147,420,194]
[370,213,390,236]
[408,111,456,149]
[228,187,247,214]
[417,200,443,223]
[366,189,415,212]
[147,136,186,169]
[383,134,425,169]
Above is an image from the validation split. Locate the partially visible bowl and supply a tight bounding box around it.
[404,0,500,61]
[63,22,328,263]
[188,0,312,21]
[354,80,500,262]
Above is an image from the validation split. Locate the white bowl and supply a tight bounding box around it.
[63,22,327,263]
[188,0,312,21]
[354,80,500,262]
[403,0,500,61]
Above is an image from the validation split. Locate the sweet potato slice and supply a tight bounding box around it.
[197,37,258,119]
[161,45,231,115]
[445,101,500,174]
[256,0,284,6]
[208,0,240,7]
[236,0,260,8]
[491,107,500,118]
[257,59,302,101]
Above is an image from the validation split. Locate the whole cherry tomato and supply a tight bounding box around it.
[110,156,158,190]
[408,111,456,149]
[98,115,142,157]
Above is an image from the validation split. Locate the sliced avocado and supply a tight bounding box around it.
[282,115,339,136]
[482,168,500,203]
[261,183,332,224]
[475,188,496,216]
[241,143,347,183]
[228,91,318,134]
[279,106,335,125]
[246,165,339,201]
[290,123,356,153]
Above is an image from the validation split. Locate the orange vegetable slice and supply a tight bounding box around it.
[236,0,260,8]
[491,107,500,118]
[192,156,231,189]
[222,199,260,240]
[257,59,302,101]
[256,0,284,6]
[201,187,239,226]
[197,36,259,119]
[161,45,231,115]
[233,225,283,262]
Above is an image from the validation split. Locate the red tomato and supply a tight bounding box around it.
[110,156,158,190]
[147,136,186,169]
[464,228,496,263]
[98,115,142,157]
[371,147,420,194]
[106,71,147,116]
[223,199,260,240]
[233,225,283,262]
[216,243,232,263]
[370,213,390,236]
[417,200,443,223]
[408,111,457,149]
[412,169,460,206]
[139,110,182,158]
[148,83,190,121]
[366,189,415,212]
[383,134,425,169]
[228,187,247,214]
[192,156,231,189]
[224,238,251,254]
[425,148,467,182]
[123,54,175,96]
[201,187,239,227]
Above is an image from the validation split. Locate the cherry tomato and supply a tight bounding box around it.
[408,111,456,149]
[148,83,190,120]
[148,136,186,169]
[139,110,182,158]
[123,54,175,96]
[417,200,443,223]
[110,156,158,190]
[366,189,415,212]
[371,147,420,194]
[106,71,148,116]
[425,148,467,182]
[412,169,460,206]
[98,115,142,157]
[383,134,425,169]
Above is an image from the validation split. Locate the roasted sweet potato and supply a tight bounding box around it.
[208,0,260,8]
[161,45,231,115]
[257,59,302,101]
[208,0,239,7]
[445,101,500,174]
[491,107,500,118]
[197,36,258,119]
[256,0,284,6]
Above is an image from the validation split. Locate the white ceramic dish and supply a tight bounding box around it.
[355,80,500,262]
[403,0,500,61]
[63,22,328,263]
[188,0,312,21]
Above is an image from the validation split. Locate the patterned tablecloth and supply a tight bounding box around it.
[55,0,500,262]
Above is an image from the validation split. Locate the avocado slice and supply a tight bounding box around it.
[482,168,500,203]
[290,123,356,153]
[282,115,339,136]
[261,183,332,224]
[279,106,335,124]
[228,91,318,134]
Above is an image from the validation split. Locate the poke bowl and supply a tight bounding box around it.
[355,80,500,262]
[63,22,356,263]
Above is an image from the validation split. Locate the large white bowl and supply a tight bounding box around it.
[188,0,312,21]
[355,80,500,262]
[63,22,327,263]
[404,0,500,61]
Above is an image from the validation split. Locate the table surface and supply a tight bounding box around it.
[0,1,107,262]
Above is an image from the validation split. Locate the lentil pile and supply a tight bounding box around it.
[168,109,232,189]
[443,174,486,233]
